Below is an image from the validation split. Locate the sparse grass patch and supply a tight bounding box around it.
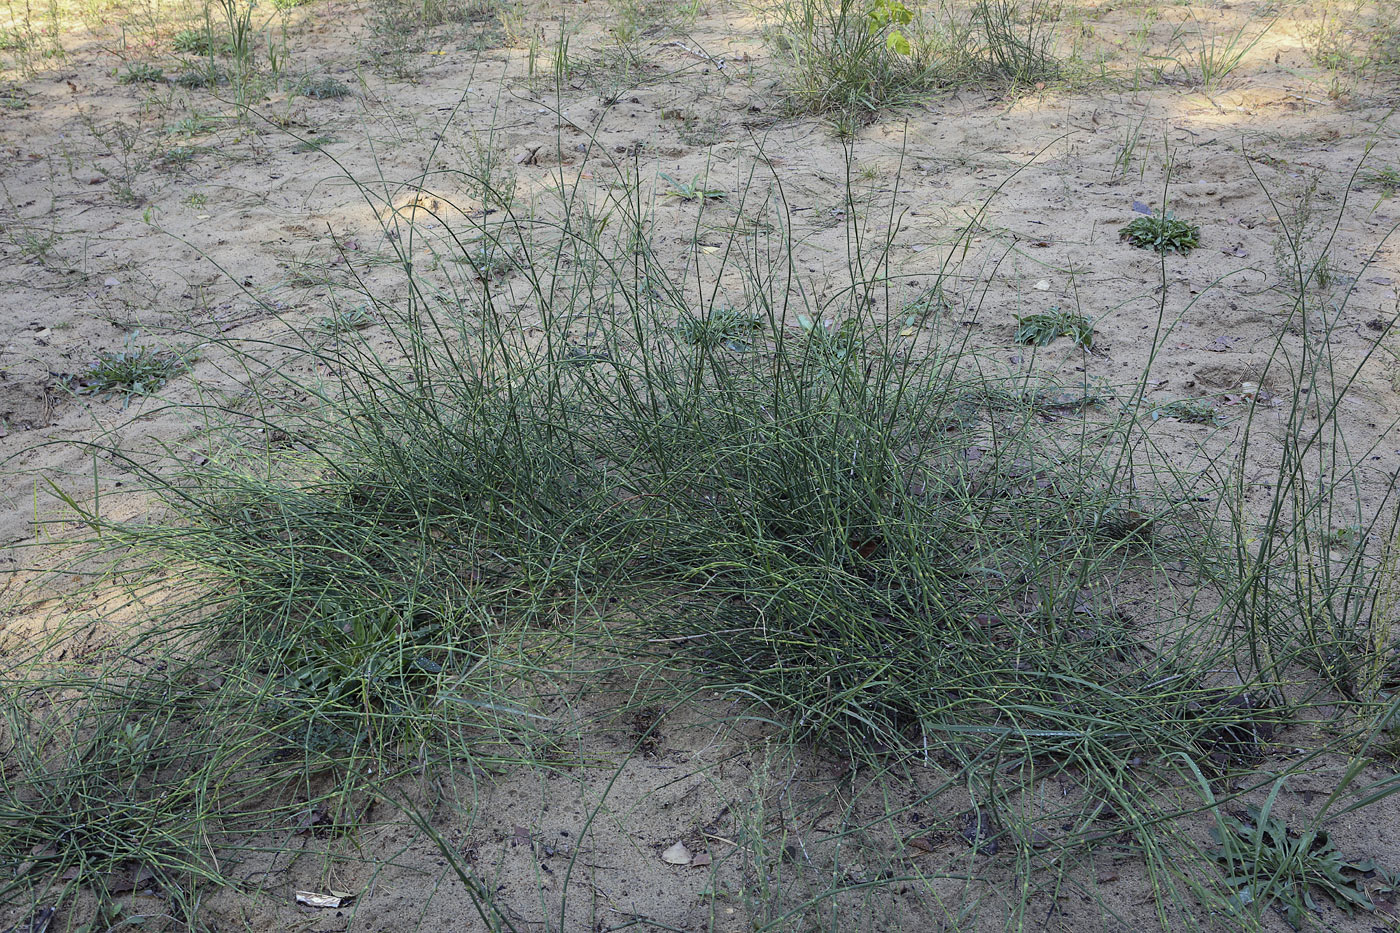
[1173,12,1273,90]
[1120,210,1200,253]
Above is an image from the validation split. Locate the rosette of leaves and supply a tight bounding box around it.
[1120,211,1200,254]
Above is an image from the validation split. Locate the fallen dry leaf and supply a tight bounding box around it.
[295,890,354,909]
[661,840,692,865]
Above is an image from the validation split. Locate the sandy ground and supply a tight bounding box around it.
[2,0,1400,927]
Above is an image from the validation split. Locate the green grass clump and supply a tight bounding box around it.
[1015,306,1093,348]
[1120,211,1201,254]
[975,0,1058,84]
[10,121,1400,932]
[660,172,725,201]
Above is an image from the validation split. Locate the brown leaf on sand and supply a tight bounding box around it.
[690,852,712,868]
[905,836,939,855]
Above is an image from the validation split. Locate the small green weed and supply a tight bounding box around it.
[162,145,198,166]
[660,172,725,201]
[1120,211,1200,254]
[1150,398,1219,425]
[675,308,766,350]
[294,134,339,152]
[1210,804,1393,928]
[170,112,222,136]
[172,28,224,54]
[174,67,225,88]
[118,62,165,84]
[315,304,375,333]
[65,344,190,403]
[1361,165,1400,198]
[1015,307,1093,349]
[454,240,515,278]
[298,75,352,99]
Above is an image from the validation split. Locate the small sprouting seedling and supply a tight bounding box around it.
[115,721,153,761]
[660,173,725,202]
[172,28,224,54]
[1209,804,1391,928]
[1322,524,1366,550]
[174,67,224,89]
[1150,398,1219,425]
[65,345,190,404]
[903,285,951,323]
[170,112,222,136]
[315,305,375,333]
[676,308,766,351]
[294,135,339,152]
[831,111,861,141]
[797,314,862,367]
[162,145,197,166]
[455,240,515,279]
[1362,166,1400,198]
[13,227,61,262]
[118,63,165,84]
[298,75,352,99]
[1015,307,1094,349]
[1120,211,1200,254]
